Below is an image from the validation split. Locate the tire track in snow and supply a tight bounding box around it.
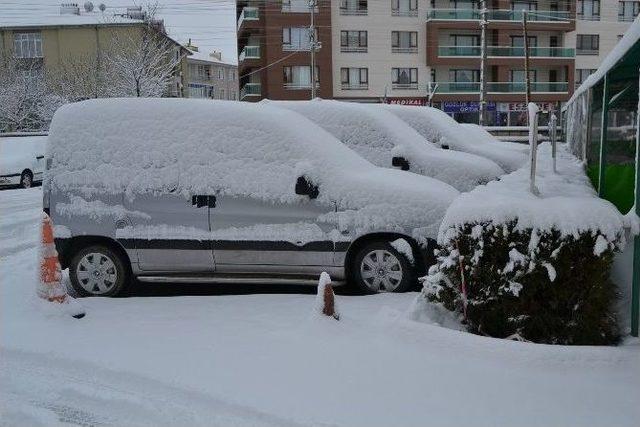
[0,348,319,427]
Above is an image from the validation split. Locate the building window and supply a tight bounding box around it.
[450,0,478,8]
[218,68,224,79]
[13,32,43,58]
[510,35,538,47]
[449,69,479,91]
[578,0,601,20]
[510,1,537,11]
[510,69,537,83]
[220,88,225,99]
[619,1,640,21]
[341,67,368,90]
[340,30,368,52]
[231,91,236,100]
[450,34,480,46]
[392,67,418,89]
[391,31,418,53]
[283,65,319,89]
[190,64,210,80]
[340,0,368,15]
[576,68,596,88]
[283,27,314,51]
[282,0,316,13]
[391,0,418,17]
[576,34,600,55]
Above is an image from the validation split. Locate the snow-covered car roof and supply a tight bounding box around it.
[0,136,47,175]
[267,99,504,192]
[383,105,527,172]
[47,99,459,241]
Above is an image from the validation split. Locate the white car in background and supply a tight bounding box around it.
[382,104,528,173]
[266,99,505,192]
[0,135,47,189]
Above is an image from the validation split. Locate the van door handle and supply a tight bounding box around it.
[192,195,216,208]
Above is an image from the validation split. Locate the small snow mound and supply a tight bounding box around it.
[390,238,414,264]
[314,272,339,320]
[593,235,609,256]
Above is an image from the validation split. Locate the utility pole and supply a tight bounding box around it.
[309,0,319,99]
[523,9,532,110]
[479,0,488,126]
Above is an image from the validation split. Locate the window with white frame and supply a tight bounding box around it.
[619,1,640,21]
[392,0,418,16]
[13,32,43,58]
[340,30,367,52]
[340,67,368,89]
[450,0,478,8]
[576,68,596,87]
[392,67,418,89]
[282,0,315,12]
[391,31,418,53]
[283,65,319,88]
[340,0,368,15]
[578,0,601,20]
[283,27,314,50]
[218,68,224,79]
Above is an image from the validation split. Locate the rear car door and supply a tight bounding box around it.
[122,193,214,272]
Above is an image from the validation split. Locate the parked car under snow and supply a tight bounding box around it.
[44,99,459,297]
[266,99,505,192]
[382,104,528,173]
[0,135,46,189]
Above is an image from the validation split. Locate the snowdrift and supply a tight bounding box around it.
[383,105,527,172]
[46,98,459,241]
[267,99,505,192]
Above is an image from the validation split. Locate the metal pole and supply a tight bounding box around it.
[631,70,640,337]
[309,0,317,99]
[523,10,532,113]
[479,0,488,126]
[528,104,539,195]
[550,112,557,173]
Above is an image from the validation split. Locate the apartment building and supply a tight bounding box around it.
[237,0,333,101]
[0,3,189,99]
[570,0,639,89]
[186,42,239,101]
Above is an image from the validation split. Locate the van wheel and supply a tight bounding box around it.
[351,241,416,294]
[69,245,130,297]
[20,170,33,188]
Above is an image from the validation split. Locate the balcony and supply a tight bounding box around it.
[237,6,258,29]
[392,46,419,54]
[392,83,419,90]
[340,7,368,15]
[432,82,568,93]
[282,43,311,52]
[239,46,260,62]
[437,46,575,58]
[284,82,320,90]
[427,9,571,22]
[240,83,261,99]
[341,83,369,90]
[341,45,368,53]
[392,8,418,17]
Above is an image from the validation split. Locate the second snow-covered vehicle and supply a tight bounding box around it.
[44,99,459,296]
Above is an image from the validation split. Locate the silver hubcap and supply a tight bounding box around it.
[360,249,403,292]
[76,252,118,295]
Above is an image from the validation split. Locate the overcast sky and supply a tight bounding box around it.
[0,0,238,64]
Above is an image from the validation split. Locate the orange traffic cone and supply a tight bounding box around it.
[315,272,339,321]
[39,212,85,319]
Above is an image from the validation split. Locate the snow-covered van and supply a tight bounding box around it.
[0,135,47,188]
[266,99,505,192]
[382,104,527,173]
[44,99,459,296]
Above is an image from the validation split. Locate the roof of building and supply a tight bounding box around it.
[186,49,236,67]
[565,15,640,108]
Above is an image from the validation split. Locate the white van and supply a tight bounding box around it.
[0,135,47,188]
[267,99,505,192]
[44,99,459,296]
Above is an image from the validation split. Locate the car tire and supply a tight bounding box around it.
[351,241,416,294]
[20,170,33,189]
[69,245,131,297]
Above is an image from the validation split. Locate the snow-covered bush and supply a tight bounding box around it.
[422,144,626,345]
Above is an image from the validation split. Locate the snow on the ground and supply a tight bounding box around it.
[1,188,639,427]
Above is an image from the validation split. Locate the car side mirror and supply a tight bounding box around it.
[392,156,410,171]
[295,176,319,199]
